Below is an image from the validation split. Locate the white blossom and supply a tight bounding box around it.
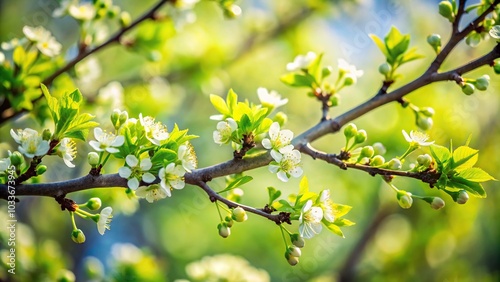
[56,138,77,168]
[136,184,170,203]
[262,122,293,153]
[68,3,96,21]
[213,118,237,145]
[10,128,49,158]
[319,189,335,223]
[139,114,169,145]
[338,59,364,84]
[158,163,186,196]
[89,127,125,153]
[286,52,317,72]
[268,146,302,182]
[402,130,434,147]
[178,143,197,172]
[0,157,11,172]
[23,26,62,57]
[257,87,288,109]
[97,207,113,235]
[118,155,155,190]
[299,200,323,239]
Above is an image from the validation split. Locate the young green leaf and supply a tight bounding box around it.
[210,94,230,115]
[323,220,345,237]
[226,89,238,114]
[456,167,495,182]
[452,146,478,171]
[448,176,486,198]
[267,186,282,205]
[369,34,390,58]
[430,144,451,168]
[280,73,316,88]
[219,175,253,193]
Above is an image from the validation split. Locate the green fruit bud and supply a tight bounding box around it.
[372,142,386,155]
[427,34,442,47]
[285,252,299,266]
[119,111,129,125]
[111,109,120,128]
[36,164,47,175]
[232,206,248,222]
[397,190,413,209]
[343,76,355,86]
[378,62,391,76]
[224,216,234,227]
[475,75,490,91]
[343,123,358,139]
[493,61,500,74]
[290,233,305,248]
[273,112,288,127]
[417,116,433,131]
[71,229,86,244]
[329,94,340,107]
[87,152,100,166]
[119,11,131,28]
[420,107,435,117]
[417,154,432,167]
[387,158,402,170]
[430,197,445,210]
[322,66,333,78]
[438,1,454,22]
[360,146,375,159]
[288,245,302,257]
[370,155,385,167]
[56,269,76,282]
[86,197,102,210]
[42,129,52,141]
[462,83,475,95]
[10,151,24,166]
[456,190,469,204]
[218,223,231,238]
[354,130,367,144]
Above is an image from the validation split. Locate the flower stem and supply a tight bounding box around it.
[280,225,289,249]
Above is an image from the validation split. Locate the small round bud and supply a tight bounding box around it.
[10,151,24,166]
[218,223,231,238]
[474,75,490,91]
[370,155,385,167]
[354,130,367,144]
[285,252,299,266]
[119,11,131,28]
[232,206,248,222]
[417,116,433,131]
[397,191,413,209]
[290,233,305,248]
[224,216,234,227]
[87,152,100,166]
[430,197,445,210]
[372,142,386,155]
[71,229,86,244]
[56,269,76,282]
[329,94,340,107]
[493,61,500,74]
[107,5,121,18]
[438,1,455,22]
[111,110,120,128]
[36,164,47,175]
[427,34,442,47]
[456,190,469,204]
[420,107,435,117]
[273,112,288,127]
[462,83,475,95]
[359,157,370,165]
[119,111,129,125]
[343,76,355,86]
[378,62,391,76]
[288,245,302,257]
[360,146,375,159]
[227,188,244,203]
[343,123,358,139]
[86,197,102,210]
[42,129,52,140]
[223,4,242,18]
[387,158,402,170]
[417,154,432,167]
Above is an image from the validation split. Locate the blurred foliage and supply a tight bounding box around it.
[0,0,499,281]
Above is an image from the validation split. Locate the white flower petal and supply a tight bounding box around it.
[125,155,139,167]
[142,172,156,183]
[140,158,152,171]
[270,150,283,162]
[277,171,289,182]
[128,178,140,190]
[112,135,125,147]
[89,140,102,151]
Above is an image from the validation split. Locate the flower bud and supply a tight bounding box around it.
[420,107,435,117]
[417,116,433,131]
[372,142,386,155]
[438,1,455,22]
[288,245,302,257]
[462,83,475,95]
[329,94,340,107]
[107,5,121,18]
[290,233,305,248]
[427,34,442,53]
[227,188,244,203]
[119,11,132,28]
[456,190,469,204]
[378,62,391,76]
[493,61,500,74]
[354,130,367,144]
[474,75,490,91]
[273,112,288,127]
[417,154,432,167]
[42,129,52,141]
[343,123,358,139]
[322,66,333,78]
[71,229,86,244]
[36,164,47,175]
[360,146,374,159]
[119,111,129,125]
[232,206,248,222]
[111,109,120,128]
[86,197,102,210]
[343,76,355,86]
[430,197,445,210]
[224,216,234,227]
[285,252,299,266]
[10,151,24,166]
[223,4,242,19]
[87,152,100,166]
[218,223,231,238]
[387,158,402,170]
[397,190,413,209]
[370,155,385,167]
[56,269,76,282]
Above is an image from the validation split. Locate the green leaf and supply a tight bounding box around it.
[449,176,487,198]
[226,89,238,114]
[332,203,352,218]
[399,48,424,64]
[280,73,316,88]
[369,34,390,58]
[210,94,230,115]
[41,84,60,125]
[334,217,355,227]
[456,167,495,182]
[273,199,295,213]
[323,220,345,238]
[267,186,282,205]
[430,144,451,169]
[385,26,406,53]
[452,146,478,171]
[299,176,309,195]
[308,52,323,83]
[219,175,253,193]
[13,45,26,67]
[239,114,252,134]
[150,148,177,173]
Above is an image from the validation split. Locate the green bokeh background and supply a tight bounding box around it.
[0,0,499,281]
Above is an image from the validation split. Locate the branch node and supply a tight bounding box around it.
[55,195,78,212]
